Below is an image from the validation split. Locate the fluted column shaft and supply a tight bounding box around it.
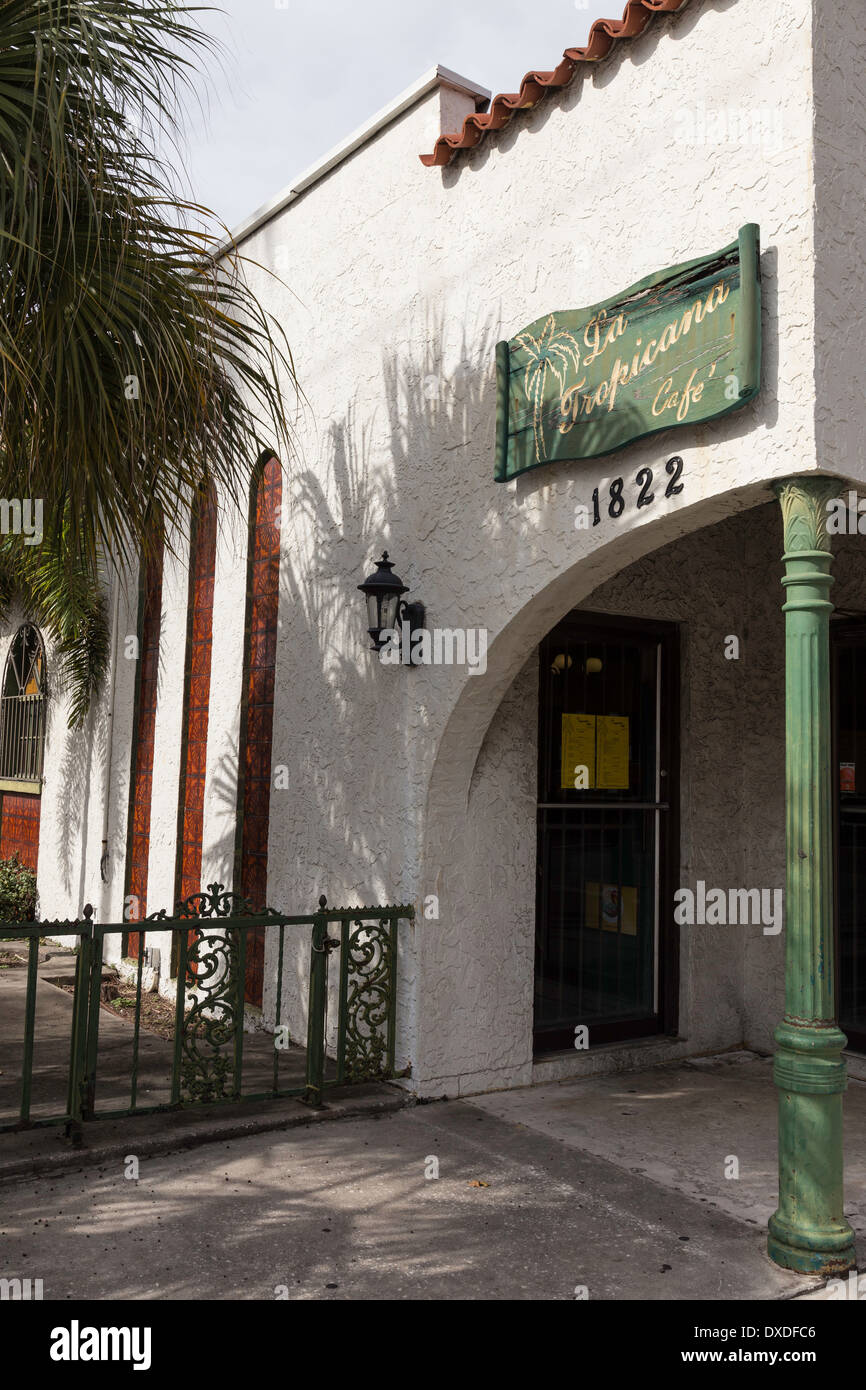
[768,477,855,1274]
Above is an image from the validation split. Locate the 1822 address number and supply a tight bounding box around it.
[591,456,684,525]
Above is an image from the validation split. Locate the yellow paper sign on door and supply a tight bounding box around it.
[561,714,596,790]
[596,715,630,790]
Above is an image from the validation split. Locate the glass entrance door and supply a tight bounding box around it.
[832,622,866,1053]
[534,613,678,1052]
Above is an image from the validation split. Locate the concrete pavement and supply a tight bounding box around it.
[0,940,312,1129]
[1,1050,863,1299]
[0,1056,848,1300]
[470,1050,866,1245]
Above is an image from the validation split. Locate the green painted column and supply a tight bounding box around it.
[768,477,856,1275]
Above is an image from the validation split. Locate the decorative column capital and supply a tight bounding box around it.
[773,476,838,554]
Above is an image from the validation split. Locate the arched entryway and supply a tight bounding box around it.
[416,483,784,1096]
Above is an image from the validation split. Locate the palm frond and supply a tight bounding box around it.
[0,0,296,570]
[0,522,110,727]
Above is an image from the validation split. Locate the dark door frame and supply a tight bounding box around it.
[533,610,680,1053]
[830,616,866,1055]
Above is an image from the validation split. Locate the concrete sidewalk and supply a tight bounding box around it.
[0,939,312,1126]
[470,1049,866,1246]
[0,1050,860,1299]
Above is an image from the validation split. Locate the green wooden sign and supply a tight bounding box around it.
[495,224,761,483]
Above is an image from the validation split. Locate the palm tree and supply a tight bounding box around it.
[0,1,294,714]
[0,519,109,728]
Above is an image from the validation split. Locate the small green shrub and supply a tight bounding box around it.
[0,855,38,923]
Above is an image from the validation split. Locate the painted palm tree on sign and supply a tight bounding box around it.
[514,315,582,462]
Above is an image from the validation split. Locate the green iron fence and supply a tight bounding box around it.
[0,885,414,1140]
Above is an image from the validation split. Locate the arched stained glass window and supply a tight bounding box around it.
[176,481,218,905]
[124,541,164,955]
[0,624,47,788]
[237,453,281,1007]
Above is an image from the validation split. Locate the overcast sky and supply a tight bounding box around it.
[182,0,615,232]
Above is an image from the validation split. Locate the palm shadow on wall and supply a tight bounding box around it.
[271,310,511,908]
[201,306,650,910]
[194,312,513,1033]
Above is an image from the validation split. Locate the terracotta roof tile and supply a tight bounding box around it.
[420,0,691,168]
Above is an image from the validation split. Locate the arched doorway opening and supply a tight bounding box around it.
[416,486,782,1095]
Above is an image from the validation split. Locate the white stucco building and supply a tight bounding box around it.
[4,0,866,1273]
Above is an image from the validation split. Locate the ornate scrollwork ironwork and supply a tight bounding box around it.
[146,882,283,924]
[342,915,396,1083]
[177,925,240,1103]
[145,884,281,1105]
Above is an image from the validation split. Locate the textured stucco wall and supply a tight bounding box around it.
[20,567,140,932]
[813,0,866,488]
[14,0,866,1093]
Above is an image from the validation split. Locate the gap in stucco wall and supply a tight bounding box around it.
[458,656,539,1093]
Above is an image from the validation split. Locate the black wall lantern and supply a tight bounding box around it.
[358,551,425,657]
